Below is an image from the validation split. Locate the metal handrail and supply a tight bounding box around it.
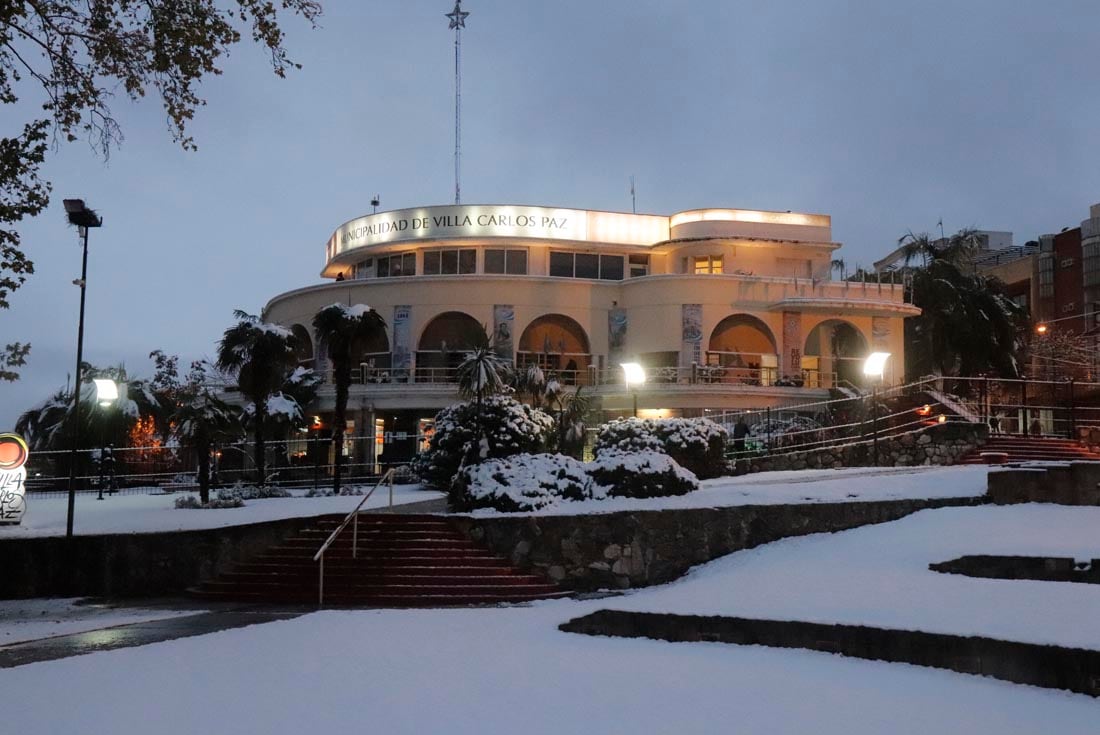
[313,467,396,607]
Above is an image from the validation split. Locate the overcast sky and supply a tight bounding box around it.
[2,0,1100,428]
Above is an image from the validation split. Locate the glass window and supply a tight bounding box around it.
[422,249,474,276]
[506,249,527,275]
[485,249,506,273]
[377,252,416,278]
[599,254,624,280]
[377,256,390,277]
[423,251,441,275]
[402,252,416,275]
[628,254,650,278]
[693,255,723,274]
[550,251,573,277]
[459,249,476,274]
[441,249,458,274]
[575,253,600,279]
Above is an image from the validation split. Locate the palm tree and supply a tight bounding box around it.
[544,381,591,456]
[312,303,387,493]
[216,311,299,485]
[174,387,240,503]
[455,330,512,458]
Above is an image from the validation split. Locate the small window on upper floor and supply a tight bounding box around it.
[549,251,624,280]
[691,255,723,274]
[377,252,416,278]
[628,254,650,278]
[485,248,529,275]
[423,248,476,275]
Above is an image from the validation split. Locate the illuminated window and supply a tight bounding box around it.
[692,255,723,274]
[423,248,476,275]
[485,248,528,275]
[549,251,624,280]
[377,252,416,278]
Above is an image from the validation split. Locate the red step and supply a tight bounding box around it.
[961,436,1100,464]
[188,514,566,607]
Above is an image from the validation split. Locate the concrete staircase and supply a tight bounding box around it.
[188,514,569,607]
[961,436,1100,464]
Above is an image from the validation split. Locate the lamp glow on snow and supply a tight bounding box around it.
[862,352,891,381]
[621,362,645,418]
[93,378,118,407]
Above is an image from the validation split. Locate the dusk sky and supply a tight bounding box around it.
[2,0,1100,427]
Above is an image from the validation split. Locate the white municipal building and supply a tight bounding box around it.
[263,203,918,464]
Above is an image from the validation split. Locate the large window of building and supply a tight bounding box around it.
[549,251,624,280]
[1038,253,1054,299]
[377,252,416,278]
[1083,241,1100,288]
[423,248,476,275]
[689,255,723,274]
[628,254,650,278]
[484,248,528,275]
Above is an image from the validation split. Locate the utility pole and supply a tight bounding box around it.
[446,1,469,205]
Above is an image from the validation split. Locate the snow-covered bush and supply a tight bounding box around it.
[594,417,728,479]
[174,494,244,509]
[450,453,599,512]
[414,396,555,489]
[391,464,419,485]
[216,482,291,501]
[587,450,699,499]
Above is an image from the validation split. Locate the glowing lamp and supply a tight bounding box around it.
[1036,324,1048,335]
[621,362,646,386]
[93,378,118,407]
[862,352,891,379]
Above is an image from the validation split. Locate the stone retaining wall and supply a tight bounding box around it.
[930,555,1100,584]
[744,422,987,474]
[987,461,1100,505]
[452,495,982,591]
[560,610,1100,697]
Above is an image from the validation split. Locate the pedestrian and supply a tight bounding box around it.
[733,417,749,453]
[988,412,1000,435]
[1029,417,1042,437]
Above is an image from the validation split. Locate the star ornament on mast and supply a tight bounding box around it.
[447,1,469,29]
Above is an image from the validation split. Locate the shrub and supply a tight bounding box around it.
[174,494,245,509]
[216,482,291,501]
[587,450,699,498]
[415,396,555,489]
[594,417,728,478]
[450,453,600,512]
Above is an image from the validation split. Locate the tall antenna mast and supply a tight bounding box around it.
[446,1,469,205]
[630,175,636,214]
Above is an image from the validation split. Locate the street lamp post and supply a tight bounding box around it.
[63,199,103,538]
[863,352,891,467]
[621,362,646,418]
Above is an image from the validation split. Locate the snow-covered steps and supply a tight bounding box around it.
[188,514,569,607]
[961,436,1100,464]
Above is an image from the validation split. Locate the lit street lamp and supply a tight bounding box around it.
[64,199,103,537]
[863,352,891,466]
[93,379,118,501]
[621,362,645,417]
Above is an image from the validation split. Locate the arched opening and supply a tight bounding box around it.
[707,314,779,386]
[803,319,868,387]
[517,314,591,385]
[416,311,486,380]
[290,324,313,366]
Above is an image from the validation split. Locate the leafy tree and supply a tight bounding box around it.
[216,310,299,485]
[311,303,387,493]
[899,229,1025,378]
[0,1,321,379]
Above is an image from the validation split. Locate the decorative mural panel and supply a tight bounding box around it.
[782,311,802,378]
[493,305,515,359]
[393,305,412,370]
[608,307,628,364]
[872,316,890,350]
[681,304,703,366]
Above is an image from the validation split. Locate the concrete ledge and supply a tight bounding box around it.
[930,555,1100,584]
[452,496,982,591]
[560,609,1100,697]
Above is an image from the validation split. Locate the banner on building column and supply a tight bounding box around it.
[0,433,29,525]
[680,304,703,366]
[782,311,803,378]
[493,305,515,359]
[608,307,628,365]
[872,316,890,350]
[392,305,412,371]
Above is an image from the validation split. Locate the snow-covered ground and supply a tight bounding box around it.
[1,484,443,538]
[611,504,1100,650]
[1,466,989,536]
[0,598,199,646]
[2,601,1098,734]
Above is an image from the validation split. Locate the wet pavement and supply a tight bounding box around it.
[0,605,311,668]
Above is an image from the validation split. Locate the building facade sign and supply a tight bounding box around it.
[680,304,703,367]
[392,306,412,371]
[0,433,28,525]
[332,205,588,257]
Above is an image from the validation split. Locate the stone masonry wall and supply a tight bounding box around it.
[744,422,988,474]
[451,495,982,592]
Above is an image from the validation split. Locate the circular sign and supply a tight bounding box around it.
[0,434,29,471]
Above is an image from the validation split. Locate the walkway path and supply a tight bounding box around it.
[0,606,308,668]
